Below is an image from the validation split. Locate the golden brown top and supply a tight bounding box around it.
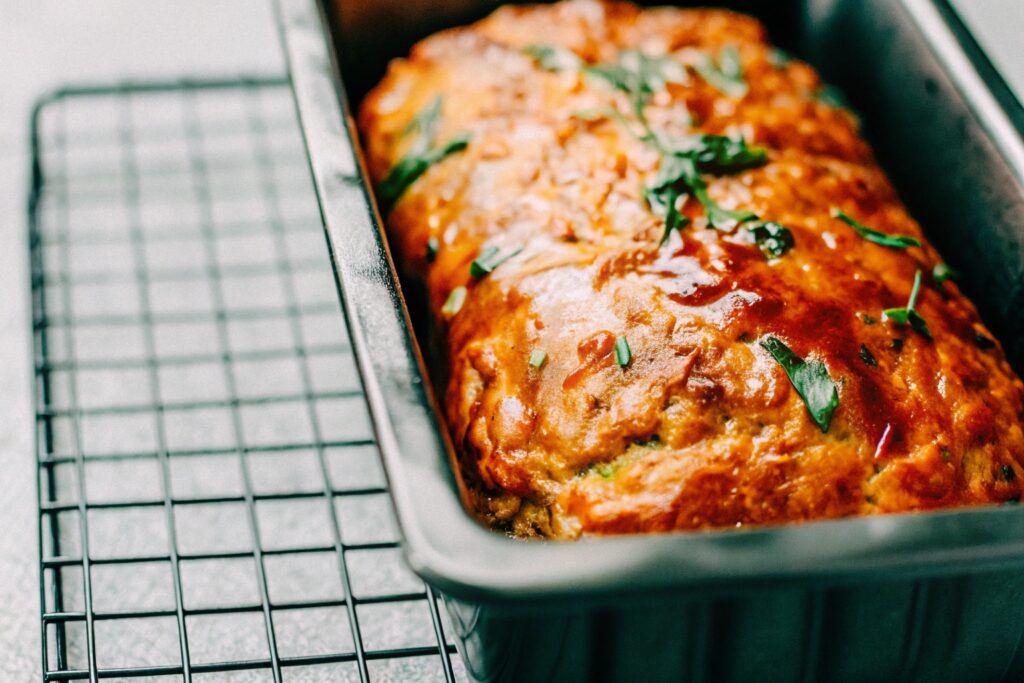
[359,0,1024,538]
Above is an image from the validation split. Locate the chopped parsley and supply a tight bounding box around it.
[523,44,582,72]
[643,138,782,243]
[426,237,439,262]
[532,46,787,256]
[748,221,794,259]
[859,344,878,367]
[585,48,687,121]
[470,246,522,278]
[441,286,467,317]
[861,314,877,325]
[614,335,632,367]
[831,208,921,249]
[974,333,996,350]
[817,84,852,110]
[883,269,931,340]
[529,349,548,369]
[760,336,839,433]
[401,96,442,143]
[634,434,663,449]
[933,261,959,285]
[767,47,793,68]
[694,45,748,98]
[378,133,471,208]
[891,338,904,352]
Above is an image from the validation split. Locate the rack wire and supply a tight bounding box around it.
[29,78,465,682]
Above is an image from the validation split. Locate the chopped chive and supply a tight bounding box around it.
[614,335,631,367]
[529,349,547,368]
[470,246,522,278]
[832,208,921,249]
[441,286,467,317]
[426,237,439,262]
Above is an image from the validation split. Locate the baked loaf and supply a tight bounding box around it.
[358,0,1024,538]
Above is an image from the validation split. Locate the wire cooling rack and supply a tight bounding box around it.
[29,78,465,682]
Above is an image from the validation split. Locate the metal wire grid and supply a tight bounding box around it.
[29,79,466,682]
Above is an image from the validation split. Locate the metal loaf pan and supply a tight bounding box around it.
[275,0,1024,680]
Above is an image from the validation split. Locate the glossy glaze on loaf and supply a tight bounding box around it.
[358,0,1024,538]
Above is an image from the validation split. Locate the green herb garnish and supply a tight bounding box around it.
[379,133,471,208]
[859,344,878,367]
[891,338,904,352]
[644,143,768,235]
[861,314,877,325]
[974,333,995,350]
[401,96,442,145]
[441,286,467,317]
[426,237,439,262]
[529,349,547,369]
[933,262,959,285]
[595,458,625,479]
[693,184,758,230]
[694,45,748,98]
[760,336,839,433]
[585,49,687,120]
[614,335,631,367]
[634,434,662,449]
[832,208,921,249]
[523,44,582,72]
[470,246,522,278]
[883,270,931,339]
[818,84,852,110]
[767,47,793,68]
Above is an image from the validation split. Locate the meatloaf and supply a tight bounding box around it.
[358,0,1024,538]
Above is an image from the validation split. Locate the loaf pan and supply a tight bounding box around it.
[275,0,1024,680]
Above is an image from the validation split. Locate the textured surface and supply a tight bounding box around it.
[359,0,1024,538]
[32,82,465,682]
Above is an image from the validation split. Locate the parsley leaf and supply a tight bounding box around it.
[470,246,522,278]
[882,269,932,339]
[614,335,631,367]
[378,133,471,208]
[760,336,839,433]
[694,45,748,98]
[832,208,921,249]
[748,221,795,259]
[523,44,582,72]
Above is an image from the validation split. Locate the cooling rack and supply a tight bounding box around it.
[29,77,465,682]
